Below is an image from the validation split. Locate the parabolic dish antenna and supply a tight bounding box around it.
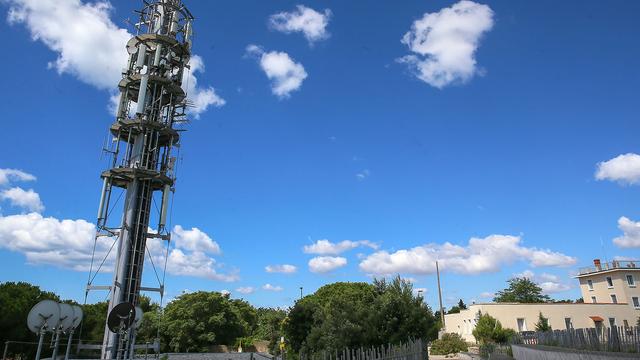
[27,300,60,334]
[58,303,75,331]
[133,306,144,329]
[107,302,135,333]
[72,305,83,329]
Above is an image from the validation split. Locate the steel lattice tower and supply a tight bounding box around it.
[86,1,194,358]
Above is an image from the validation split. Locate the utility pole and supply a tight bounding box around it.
[436,261,445,332]
[299,287,303,299]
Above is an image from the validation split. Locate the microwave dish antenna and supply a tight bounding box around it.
[27,300,60,333]
[58,303,75,332]
[107,302,136,333]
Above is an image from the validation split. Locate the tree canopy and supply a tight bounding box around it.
[285,276,438,355]
[493,277,550,303]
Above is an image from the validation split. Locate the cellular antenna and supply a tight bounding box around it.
[83,1,195,358]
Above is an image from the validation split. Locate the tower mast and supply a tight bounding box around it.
[87,1,194,358]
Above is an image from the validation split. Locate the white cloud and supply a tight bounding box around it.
[0,211,237,281]
[613,216,640,248]
[399,0,494,88]
[0,169,36,185]
[513,270,570,294]
[172,225,221,254]
[262,283,283,292]
[246,44,307,98]
[5,0,223,115]
[269,5,332,44]
[220,289,231,296]
[356,169,370,181]
[479,291,494,299]
[265,264,297,274]
[595,153,640,185]
[0,212,104,271]
[161,248,238,282]
[308,256,347,273]
[0,187,44,213]
[359,234,576,275]
[303,239,378,255]
[182,55,226,117]
[235,286,255,295]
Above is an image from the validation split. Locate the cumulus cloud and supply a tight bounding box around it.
[182,55,226,117]
[479,291,494,299]
[269,5,332,44]
[356,169,370,181]
[265,264,297,274]
[308,256,347,273]
[0,168,36,185]
[399,0,494,88]
[613,216,640,248]
[172,225,221,254]
[4,0,223,116]
[514,270,571,294]
[359,234,576,276]
[235,286,255,295]
[595,153,640,185]
[246,44,307,98]
[0,187,44,213]
[303,239,378,255]
[0,211,237,280]
[262,283,283,292]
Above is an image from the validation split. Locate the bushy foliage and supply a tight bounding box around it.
[534,312,551,332]
[0,282,60,358]
[285,276,438,354]
[472,313,514,344]
[493,277,550,303]
[429,333,468,355]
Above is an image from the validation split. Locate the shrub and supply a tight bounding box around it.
[430,333,469,355]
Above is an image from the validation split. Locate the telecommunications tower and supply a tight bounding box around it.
[85,1,194,358]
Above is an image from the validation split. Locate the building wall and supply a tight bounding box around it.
[578,269,640,307]
[445,303,638,342]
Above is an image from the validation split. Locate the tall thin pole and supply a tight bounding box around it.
[436,261,445,330]
[299,287,303,299]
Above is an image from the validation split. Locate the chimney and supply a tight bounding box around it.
[594,259,602,271]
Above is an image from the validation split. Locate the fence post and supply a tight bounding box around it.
[2,341,9,360]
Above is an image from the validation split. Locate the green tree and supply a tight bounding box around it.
[162,291,248,352]
[285,277,437,355]
[0,282,60,357]
[534,312,551,332]
[493,277,550,303]
[254,307,287,353]
[447,299,467,314]
[429,333,468,355]
[472,313,512,344]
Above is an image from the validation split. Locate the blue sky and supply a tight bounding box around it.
[0,0,639,311]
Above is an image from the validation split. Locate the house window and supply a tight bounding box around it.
[517,318,527,332]
[633,297,640,309]
[591,296,597,303]
[609,317,616,327]
[606,276,613,288]
[610,294,618,304]
[627,274,636,287]
[587,279,594,290]
[564,317,573,330]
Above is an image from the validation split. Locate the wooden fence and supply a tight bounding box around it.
[513,326,640,353]
[299,338,426,360]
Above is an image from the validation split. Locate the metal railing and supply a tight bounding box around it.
[578,260,639,275]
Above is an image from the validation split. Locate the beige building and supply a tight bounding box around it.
[445,259,640,342]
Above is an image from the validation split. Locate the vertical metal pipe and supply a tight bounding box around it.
[97,177,109,223]
[2,341,8,360]
[51,330,61,360]
[35,330,46,360]
[436,261,445,332]
[64,330,74,360]
[136,75,149,115]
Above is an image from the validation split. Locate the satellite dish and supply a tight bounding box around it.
[71,305,83,329]
[27,300,60,334]
[134,306,143,329]
[58,303,75,331]
[107,302,135,333]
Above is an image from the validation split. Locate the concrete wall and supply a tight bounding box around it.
[445,303,638,342]
[511,345,639,360]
